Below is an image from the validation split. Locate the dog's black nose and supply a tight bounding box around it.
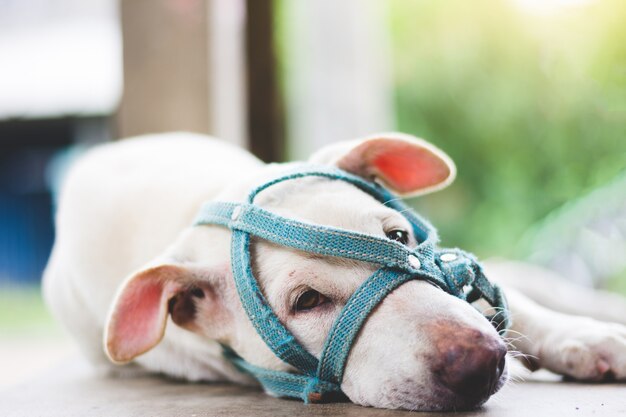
[437,342,506,398]
[430,324,507,400]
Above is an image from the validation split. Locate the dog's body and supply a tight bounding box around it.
[43,132,626,410]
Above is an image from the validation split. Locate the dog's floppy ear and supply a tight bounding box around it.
[309,132,456,197]
[104,263,217,364]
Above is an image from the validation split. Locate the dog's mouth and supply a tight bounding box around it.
[428,357,509,412]
[366,353,508,411]
[460,364,508,411]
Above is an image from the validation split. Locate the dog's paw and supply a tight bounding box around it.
[539,317,626,381]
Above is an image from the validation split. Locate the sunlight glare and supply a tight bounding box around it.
[511,0,596,16]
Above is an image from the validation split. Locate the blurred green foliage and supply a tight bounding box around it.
[389,0,626,257]
[0,287,58,336]
[607,267,626,294]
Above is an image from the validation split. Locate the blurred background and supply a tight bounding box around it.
[0,0,625,387]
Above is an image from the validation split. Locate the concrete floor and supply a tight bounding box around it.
[1,359,625,417]
[0,337,73,389]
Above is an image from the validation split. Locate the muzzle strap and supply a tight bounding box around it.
[196,201,450,377]
[196,201,445,282]
[436,249,510,332]
[230,228,319,374]
[316,269,414,385]
[192,166,510,403]
[221,346,342,402]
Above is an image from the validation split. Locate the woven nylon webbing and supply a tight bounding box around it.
[192,166,510,402]
[198,202,424,272]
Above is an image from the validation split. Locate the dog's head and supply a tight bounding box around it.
[104,133,508,411]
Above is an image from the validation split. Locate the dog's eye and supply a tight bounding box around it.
[295,290,328,312]
[386,229,409,245]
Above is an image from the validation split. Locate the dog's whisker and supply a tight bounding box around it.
[490,306,508,318]
[503,329,525,337]
[503,329,531,340]
[503,335,528,344]
[504,342,520,350]
[382,197,404,207]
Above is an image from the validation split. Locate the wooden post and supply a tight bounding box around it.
[116,0,211,138]
[116,0,283,158]
[245,0,284,162]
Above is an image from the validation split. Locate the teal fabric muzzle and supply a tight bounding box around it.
[193,166,510,403]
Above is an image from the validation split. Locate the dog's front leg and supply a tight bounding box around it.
[503,287,626,381]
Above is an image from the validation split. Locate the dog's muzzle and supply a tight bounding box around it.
[193,166,510,403]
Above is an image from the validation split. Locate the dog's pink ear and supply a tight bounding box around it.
[105,264,200,364]
[309,133,456,196]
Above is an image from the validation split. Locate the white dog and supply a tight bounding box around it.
[43,132,626,411]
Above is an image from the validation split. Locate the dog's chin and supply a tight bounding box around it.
[362,367,509,412]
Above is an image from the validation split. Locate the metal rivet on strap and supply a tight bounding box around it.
[408,254,421,269]
[440,253,458,262]
[231,206,242,221]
